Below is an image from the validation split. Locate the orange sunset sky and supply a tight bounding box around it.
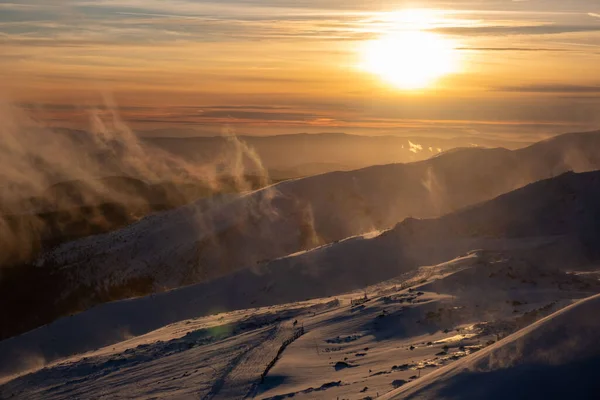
[1,0,600,140]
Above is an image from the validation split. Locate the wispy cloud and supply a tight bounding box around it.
[457,46,571,52]
[433,24,600,36]
[497,84,600,93]
[2,0,600,138]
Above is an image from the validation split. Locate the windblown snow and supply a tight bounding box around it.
[37,131,600,293]
[2,133,600,399]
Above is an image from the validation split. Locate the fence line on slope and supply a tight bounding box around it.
[260,326,305,383]
[245,326,306,398]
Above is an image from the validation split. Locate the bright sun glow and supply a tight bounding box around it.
[361,10,460,90]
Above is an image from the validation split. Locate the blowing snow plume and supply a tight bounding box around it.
[409,140,423,154]
[221,125,270,192]
[0,96,287,342]
[0,97,271,268]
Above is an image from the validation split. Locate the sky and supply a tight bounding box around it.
[1,0,600,139]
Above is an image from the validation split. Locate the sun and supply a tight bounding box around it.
[360,12,460,90]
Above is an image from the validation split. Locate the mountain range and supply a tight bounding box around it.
[38,131,600,290]
[2,130,600,399]
[143,132,533,177]
[2,169,600,397]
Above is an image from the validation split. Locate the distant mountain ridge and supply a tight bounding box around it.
[38,131,600,288]
[143,131,534,175]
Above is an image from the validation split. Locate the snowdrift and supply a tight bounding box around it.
[384,293,600,400]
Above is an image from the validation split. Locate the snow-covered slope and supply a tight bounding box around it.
[38,132,600,293]
[383,293,600,400]
[2,251,599,399]
[4,170,600,381]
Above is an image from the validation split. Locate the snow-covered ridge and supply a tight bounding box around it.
[39,131,600,293]
[4,170,600,382]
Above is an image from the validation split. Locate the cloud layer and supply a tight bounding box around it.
[1,0,599,137]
